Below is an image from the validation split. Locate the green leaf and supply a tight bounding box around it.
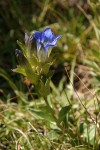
[25,69,39,85]
[58,105,71,123]
[19,56,39,85]
[45,80,50,96]
[12,65,26,76]
[17,40,27,56]
[47,70,54,79]
[38,78,50,97]
[41,63,52,74]
[47,130,59,140]
[83,123,96,145]
[29,54,39,69]
[14,56,39,85]
[30,109,55,123]
[24,60,39,85]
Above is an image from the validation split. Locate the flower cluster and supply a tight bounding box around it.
[13,28,61,97]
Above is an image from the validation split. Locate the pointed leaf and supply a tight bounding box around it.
[12,66,26,76]
[17,40,27,56]
[58,105,71,123]
[41,63,51,74]
[38,78,50,97]
[29,54,39,69]
[30,109,55,123]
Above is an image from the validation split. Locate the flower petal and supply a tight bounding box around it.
[41,28,55,43]
[24,33,29,44]
[44,35,61,51]
[55,35,62,41]
[44,43,56,52]
[37,42,41,52]
[34,31,41,43]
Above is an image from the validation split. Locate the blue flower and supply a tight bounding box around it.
[33,28,61,53]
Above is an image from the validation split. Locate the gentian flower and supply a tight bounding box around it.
[14,28,61,95]
[33,28,61,60]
